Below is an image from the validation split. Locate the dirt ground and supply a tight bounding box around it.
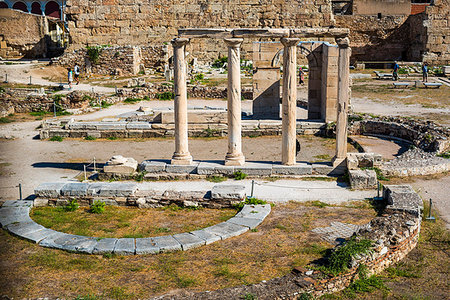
[0,202,376,299]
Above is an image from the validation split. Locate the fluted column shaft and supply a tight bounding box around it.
[224,38,245,166]
[333,38,351,166]
[171,38,193,165]
[281,38,299,165]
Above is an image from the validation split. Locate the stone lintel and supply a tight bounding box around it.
[233,28,290,38]
[290,28,350,38]
[178,28,232,38]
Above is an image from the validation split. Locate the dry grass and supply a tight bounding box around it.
[31,205,237,238]
[0,202,375,299]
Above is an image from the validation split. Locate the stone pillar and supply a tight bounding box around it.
[281,38,299,165]
[333,38,351,167]
[171,38,193,165]
[224,38,245,166]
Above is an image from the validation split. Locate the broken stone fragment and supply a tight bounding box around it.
[103,155,138,175]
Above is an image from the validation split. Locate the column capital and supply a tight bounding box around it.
[280,37,300,47]
[224,38,243,48]
[336,37,350,48]
[171,38,190,48]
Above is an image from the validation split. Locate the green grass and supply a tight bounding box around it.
[206,175,227,183]
[85,135,97,140]
[437,152,450,159]
[308,200,330,208]
[233,170,247,180]
[0,116,14,123]
[155,91,174,100]
[123,97,143,104]
[49,136,64,142]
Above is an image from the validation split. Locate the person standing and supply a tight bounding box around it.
[74,64,80,85]
[299,67,305,85]
[67,68,73,90]
[392,61,399,81]
[422,62,428,82]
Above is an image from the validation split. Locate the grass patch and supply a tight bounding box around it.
[0,116,14,123]
[234,197,267,211]
[49,136,64,142]
[233,170,247,180]
[437,151,450,159]
[155,91,174,100]
[307,200,330,208]
[206,175,227,183]
[84,135,97,141]
[123,97,143,104]
[313,154,331,161]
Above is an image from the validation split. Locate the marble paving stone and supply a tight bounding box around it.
[226,217,263,229]
[234,162,273,176]
[235,204,271,220]
[165,162,199,174]
[34,182,66,198]
[2,200,33,207]
[92,238,118,254]
[172,233,205,250]
[60,182,89,197]
[272,162,312,175]
[6,221,45,236]
[211,185,246,200]
[190,229,222,244]
[203,222,248,240]
[139,160,167,173]
[135,238,160,254]
[151,236,182,252]
[96,182,138,197]
[114,238,136,255]
[39,232,70,249]
[23,228,61,244]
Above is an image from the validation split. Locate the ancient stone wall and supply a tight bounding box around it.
[64,0,334,62]
[353,0,410,16]
[422,0,450,65]
[0,9,48,58]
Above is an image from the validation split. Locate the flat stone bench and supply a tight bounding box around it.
[424,82,442,88]
[393,82,410,88]
[0,199,271,255]
[374,71,393,79]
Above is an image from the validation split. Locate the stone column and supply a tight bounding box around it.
[171,38,193,165]
[224,38,245,166]
[333,38,351,167]
[281,38,299,165]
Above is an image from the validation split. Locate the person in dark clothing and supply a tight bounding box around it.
[393,61,399,81]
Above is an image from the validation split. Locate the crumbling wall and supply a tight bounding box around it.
[422,0,450,65]
[64,0,335,62]
[353,0,410,16]
[0,9,48,58]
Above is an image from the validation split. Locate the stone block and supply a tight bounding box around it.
[34,182,66,198]
[22,228,61,244]
[2,200,33,208]
[151,236,182,252]
[38,232,71,249]
[349,169,377,189]
[226,217,263,229]
[114,238,136,255]
[165,161,199,174]
[203,222,248,240]
[211,185,246,200]
[235,204,271,220]
[104,155,138,175]
[190,229,222,244]
[214,165,236,176]
[172,232,206,250]
[311,162,346,176]
[383,185,423,211]
[92,238,118,254]
[235,162,273,176]
[197,161,219,175]
[95,182,138,197]
[135,238,160,254]
[0,207,32,227]
[272,162,312,175]
[34,198,49,207]
[6,221,45,237]
[139,160,167,173]
[96,122,127,130]
[126,122,152,130]
[60,182,89,197]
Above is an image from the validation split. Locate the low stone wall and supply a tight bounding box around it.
[52,45,166,75]
[39,119,327,139]
[349,116,450,153]
[33,182,246,209]
[156,184,422,299]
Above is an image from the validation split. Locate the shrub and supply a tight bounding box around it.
[0,116,14,123]
[233,170,247,180]
[234,197,267,211]
[206,175,227,183]
[212,56,228,68]
[101,101,112,108]
[64,199,79,212]
[90,200,105,214]
[85,135,96,140]
[123,97,142,104]
[49,136,64,142]
[143,95,150,101]
[87,46,102,64]
[155,91,174,100]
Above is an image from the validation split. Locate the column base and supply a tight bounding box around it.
[225,153,245,166]
[332,156,347,168]
[281,160,296,166]
[171,153,193,165]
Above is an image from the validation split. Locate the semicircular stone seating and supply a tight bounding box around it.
[0,200,270,255]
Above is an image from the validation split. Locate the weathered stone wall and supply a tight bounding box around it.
[0,9,48,58]
[64,0,334,62]
[422,0,450,65]
[353,0,410,16]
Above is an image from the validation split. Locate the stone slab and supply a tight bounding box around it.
[96,123,127,130]
[203,222,248,240]
[172,232,206,250]
[2,200,33,208]
[38,232,71,249]
[34,182,66,198]
[272,162,312,175]
[214,165,236,176]
[92,238,118,254]
[190,229,222,244]
[235,204,271,220]
[139,160,167,173]
[6,221,45,237]
[311,162,346,176]
[22,228,61,244]
[96,182,138,197]
[197,161,219,175]
[114,238,136,255]
[41,234,97,253]
[165,162,199,174]
[126,122,152,130]
[234,162,273,176]
[226,217,263,229]
[151,235,182,252]
[0,207,32,226]
[211,185,246,200]
[135,238,160,254]
[60,182,89,197]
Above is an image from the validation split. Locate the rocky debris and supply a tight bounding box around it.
[103,155,138,175]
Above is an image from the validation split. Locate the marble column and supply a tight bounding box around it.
[171,38,193,165]
[224,38,245,166]
[281,38,299,165]
[333,38,351,167]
